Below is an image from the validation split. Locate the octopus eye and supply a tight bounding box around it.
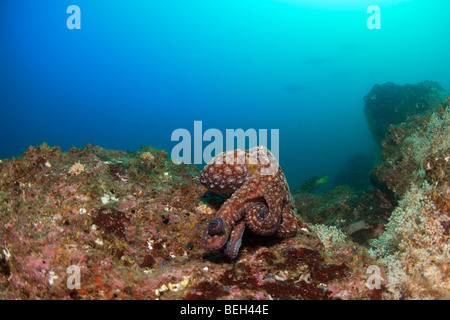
[257,207,266,219]
[208,217,226,235]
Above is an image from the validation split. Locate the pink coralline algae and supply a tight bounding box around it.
[200,146,297,259]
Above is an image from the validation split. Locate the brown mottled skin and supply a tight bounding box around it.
[200,146,297,259]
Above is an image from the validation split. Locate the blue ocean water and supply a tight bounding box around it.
[1,0,449,189]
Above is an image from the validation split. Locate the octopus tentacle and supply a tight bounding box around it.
[202,225,231,252]
[207,217,226,235]
[275,201,297,238]
[244,200,280,236]
[223,218,246,259]
[202,177,265,252]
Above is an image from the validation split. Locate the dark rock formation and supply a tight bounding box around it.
[364,81,448,145]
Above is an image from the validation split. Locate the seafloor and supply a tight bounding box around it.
[0,82,449,300]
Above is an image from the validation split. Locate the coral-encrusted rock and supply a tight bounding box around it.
[367,98,450,299]
[424,149,450,233]
[424,149,449,187]
[371,104,450,201]
[364,81,448,145]
[93,207,130,239]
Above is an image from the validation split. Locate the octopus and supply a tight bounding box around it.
[200,146,297,259]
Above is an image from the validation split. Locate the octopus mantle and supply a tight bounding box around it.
[200,146,297,259]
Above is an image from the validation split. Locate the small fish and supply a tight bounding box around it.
[315,175,328,186]
[300,175,328,193]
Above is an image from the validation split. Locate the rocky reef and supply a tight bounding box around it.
[367,103,449,299]
[293,82,450,299]
[293,186,393,245]
[371,102,450,202]
[0,82,448,299]
[0,142,386,300]
[364,83,449,299]
[364,80,448,145]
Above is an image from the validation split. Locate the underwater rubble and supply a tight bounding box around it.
[0,87,448,300]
